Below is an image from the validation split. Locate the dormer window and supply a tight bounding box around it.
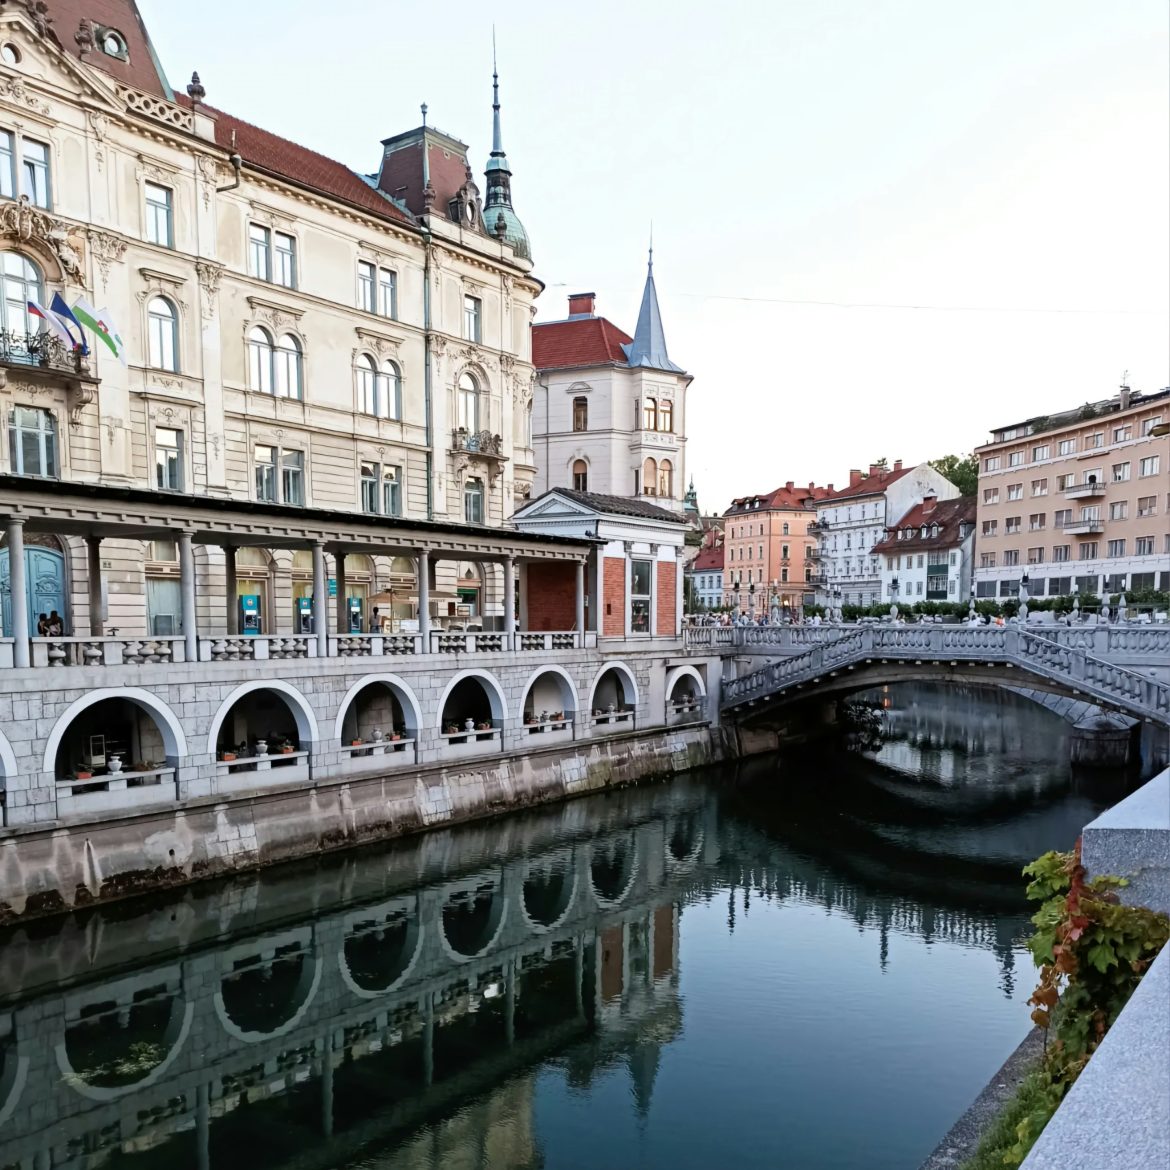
[96,26,129,59]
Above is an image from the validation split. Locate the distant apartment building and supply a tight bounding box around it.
[810,462,960,606]
[973,387,1169,601]
[722,482,831,617]
[687,536,724,611]
[872,495,976,607]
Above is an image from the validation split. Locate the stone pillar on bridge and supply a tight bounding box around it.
[503,556,515,643]
[417,552,431,644]
[86,536,103,636]
[312,541,327,657]
[575,560,586,639]
[179,529,198,662]
[224,545,238,635]
[6,518,29,667]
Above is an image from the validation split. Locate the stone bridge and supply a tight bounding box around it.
[687,625,1170,725]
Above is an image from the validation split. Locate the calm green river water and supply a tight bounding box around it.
[0,685,1150,1170]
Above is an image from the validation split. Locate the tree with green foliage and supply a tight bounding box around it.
[929,453,979,496]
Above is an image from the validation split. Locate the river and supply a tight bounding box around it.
[0,684,1153,1170]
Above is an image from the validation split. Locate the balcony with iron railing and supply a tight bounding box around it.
[807,519,830,534]
[0,330,99,416]
[1058,519,1104,535]
[451,429,507,462]
[1064,481,1106,499]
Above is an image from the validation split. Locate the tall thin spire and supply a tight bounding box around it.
[483,34,531,259]
[623,246,683,373]
[491,28,504,157]
[420,102,435,212]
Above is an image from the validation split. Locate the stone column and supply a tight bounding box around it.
[648,550,658,637]
[224,545,238,634]
[594,549,604,635]
[417,551,431,645]
[86,535,103,636]
[6,518,28,667]
[575,560,586,639]
[675,550,684,636]
[312,541,328,657]
[335,550,348,634]
[503,556,515,643]
[179,530,197,661]
[624,549,633,637]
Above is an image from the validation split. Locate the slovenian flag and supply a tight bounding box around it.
[72,297,126,364]
[50,292,88,354]
[28,299,78,348]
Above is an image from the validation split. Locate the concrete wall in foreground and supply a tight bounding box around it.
[0,724,718,925]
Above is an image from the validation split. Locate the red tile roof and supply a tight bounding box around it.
[196,104,414,227]
[871,496,976,554]
[724,484,832,515]
[532,317,634,371]
[52,0,171,98]
[819,466,913,503]
[692,544,724,571]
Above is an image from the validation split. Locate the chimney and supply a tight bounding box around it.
[850,469,864,487]
[1119,384,1132,410]
[828,483,834,492]
[568,292,596,318]
[922,492,937,514]
[786,480,794,490]
[894,459,903,471]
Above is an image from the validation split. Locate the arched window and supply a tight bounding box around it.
[641,397,657,431]
[658,399,673,432]
[2,252,41,336]
[356,354,377,414]
[658,459,673,498]
[642,456,658,496]
[274,333,303,400]
[572,459,588,492]
[247,326,274,394]
[458,372,480,433]
[782,522,789,536]
[147,297,178,371]
[572,396,588,432]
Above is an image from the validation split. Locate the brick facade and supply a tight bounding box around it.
[603,557,626,636]
[524,563,577,631]
[656,562,677,636]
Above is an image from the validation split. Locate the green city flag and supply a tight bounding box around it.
[71,297,122,360]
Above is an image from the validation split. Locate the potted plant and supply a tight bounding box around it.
[476,720,492,731]
[391,726,403,741]
[280,741,295,754]
[445,722,459,735]
[221,750,237,762]
[351,737,363,747]
[76,769,93,780]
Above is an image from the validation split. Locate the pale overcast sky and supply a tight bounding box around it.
[140,0,1169,511]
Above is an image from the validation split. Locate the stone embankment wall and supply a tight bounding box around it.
[0,725,717,924]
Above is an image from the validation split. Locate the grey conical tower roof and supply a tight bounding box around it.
[623,249,683,373]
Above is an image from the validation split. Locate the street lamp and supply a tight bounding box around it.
[1018,572,1029,623]
[968,583,977,622]
[748,580,756,619]
[889,575,900,620]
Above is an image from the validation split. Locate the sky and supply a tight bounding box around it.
[138,0,1170,512]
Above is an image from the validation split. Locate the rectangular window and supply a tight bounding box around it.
[0,130,13,199]
[379,268,398,319]
[248,224,271,280]
[254,444,276,501]
[1131,572,1155,590]
[1085,432,1104,449]
[1053,508,1072,528]
[976,581,997,598]
[1052,545,1070,562]
[1031,478,1048,496]
[21,138,50,208]
[1109,500,1128,520]
[1078,542,1098,561]
[1032,444,1049,461]
[1107,539,1126,558]
[145,182,173,247]
[983,487,999,503]
[980,552,996,568]
[7,406,57,477]
[1079,505,1100,522]
[357,261,376,312]
[382,465,401,516]
[1135,536,1155,555]
[1141,416,1163,437]
[155,427,183,491]
[1005,517,1021,534]
[281,449,304,505]
[360,460,379,513]
[1003,549,1020,566]
[1056,473,1074,490]
[463,294,482,342]
[1113,424,1132,443]
[274,232,297,288]
[1111,462,1130,482]
[1058,439,1076,455]
[1029,513,1046,530]
[984,456,1000,472]
[1007,484,1023,500]
[630,559,652,633]
[1027,546,1044,564]
[464,477,485,524]
[1139,455,1160,477]
[1027,578,1046,595]
[982,520,997,535]
[1008,451,1023,467]
[1076,575,1100,594]
[1103,572,1126,594]
[999,579,1019,597]
[1136,495,1156,516]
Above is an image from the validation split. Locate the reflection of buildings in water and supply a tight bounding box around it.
[0,765,1050,1169]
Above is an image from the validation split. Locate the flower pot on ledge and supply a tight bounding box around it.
[221,753,236,763]
[75,770,92,781]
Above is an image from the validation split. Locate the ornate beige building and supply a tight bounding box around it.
[0,0,540,635]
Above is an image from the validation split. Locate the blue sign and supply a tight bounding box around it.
[328,578,337,598]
